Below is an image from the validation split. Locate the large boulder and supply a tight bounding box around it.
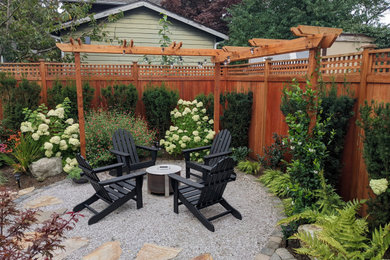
[30,157,63,181]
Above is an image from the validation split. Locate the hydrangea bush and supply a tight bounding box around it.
[160,99,215,161]
[21,98,80,175]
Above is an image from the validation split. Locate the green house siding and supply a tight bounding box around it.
[68,8,217,65]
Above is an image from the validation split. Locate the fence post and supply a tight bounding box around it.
[132,61,139,88]
[214,63,221,133]
[74,53,86,158]
[351,44,376,201]
[307,47,320,88]
[261,58,272,150]
[39,59,48,104]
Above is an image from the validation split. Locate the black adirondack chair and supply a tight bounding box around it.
[73,154,145,225]
[183,129,232,179]
[110,129,158,176]
[169,157,242,232]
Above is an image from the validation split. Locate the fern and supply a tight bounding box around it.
[291,200,390,260]
[258,169,292,197]
[258,169,281,185]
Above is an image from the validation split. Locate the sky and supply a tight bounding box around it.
[381,9,390,24]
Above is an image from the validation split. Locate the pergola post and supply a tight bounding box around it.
[307,47,320,88]
[74,52,86,157]
[213,62,221,133]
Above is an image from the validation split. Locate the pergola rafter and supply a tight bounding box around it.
[56,25,342,158]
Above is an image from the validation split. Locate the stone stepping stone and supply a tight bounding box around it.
[18,187,35,197]
[136,243,182,260]
[83,241,122,260]
[24,196,63,209]
[52,237,89,260]
[35,208,68,224]
[191,253,213,260]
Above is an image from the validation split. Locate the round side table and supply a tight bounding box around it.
[146,164,182,197]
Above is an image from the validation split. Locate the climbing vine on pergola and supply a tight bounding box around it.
[56,25,342,157]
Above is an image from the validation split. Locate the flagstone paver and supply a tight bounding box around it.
[136,243,181,260]
[82,241,122,260]
[24,195,63,209]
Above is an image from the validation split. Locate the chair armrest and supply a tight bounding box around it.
[110,149,130,157]
[136,145,158,152]
[203,150,232,160]
[169,174,204,189]
[93,162,124,173]
[99,171,146,186]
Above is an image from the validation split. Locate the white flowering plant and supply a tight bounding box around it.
[21,98,81,176]
[160,99,215,162]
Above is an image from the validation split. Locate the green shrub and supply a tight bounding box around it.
[358,101,390,229]
[0,73,41,130]
[231,146,251,163]
[258,133,290,170]
[101,83,138,113]
[281,80,332,191]
[85,110,156,167]
[47,80,95,120]
[220,91,253,147]
[319,80,355,188]
[142,83,178,139]
[160,99,215,161]
[237,160,260,175]
[195,93,214,119]
[259,169,293,198]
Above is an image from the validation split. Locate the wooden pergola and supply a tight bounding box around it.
[56,25,342,157]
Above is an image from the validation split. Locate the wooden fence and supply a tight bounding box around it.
[1,47,390,203]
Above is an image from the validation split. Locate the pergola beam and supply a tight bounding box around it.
[215,34,326,63]
[56,42,223,57]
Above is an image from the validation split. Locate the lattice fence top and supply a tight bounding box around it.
[321,53,362,75]
[270,58,308,75]
[138,64,214,78]
[369,49,390,74]
[0,63,41,79]
[223,61,265,76]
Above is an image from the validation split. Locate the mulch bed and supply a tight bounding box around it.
[0,166,67,191]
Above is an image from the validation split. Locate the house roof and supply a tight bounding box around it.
[61,0,162,5]
[60,0,228,40]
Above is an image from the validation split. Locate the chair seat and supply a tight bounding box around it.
[106,180,136,201]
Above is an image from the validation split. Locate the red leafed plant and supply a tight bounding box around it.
[0,188,82,260]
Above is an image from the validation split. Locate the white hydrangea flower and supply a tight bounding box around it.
[208,119,214,124]
[192,100,198,104]
[45,119,50,124]
[55,107,65,119]
[165,130,171,135]
[203,116,208,121]
[184,107,191,113]
[47,109,56,116]
[44,142,53,151]
[194,136,201,142]
[160,139,165,146]
[192,115,200,121]
[55,152,61,157]
[206,133,214,140]
[181,143,186,148]
[60,140,68,151]
[197,122,201,125]
[201,108,206,113]
[178,99,184,104]
[196,101,203,107]
[49,136,61,144]
[65,118,74,125]
[63,164,73,173]
[70,158,78,166]
[38,124,49,132]
[192,107,198,113]
[66,157,72,164]
[37,113,46,120]
[20,122,33,133]
[32,133,40,141]
[178,129,183,134]
[370,178,388,195]
[69,138,80,146]
[204,139,209,143]
[173,134,179,141]
[182,135,190,142]
[174,112,182,118]
[193,130,199,136]
[45,150,53,157]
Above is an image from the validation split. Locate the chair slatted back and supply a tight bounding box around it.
[208,129,231,166]
[112,129,140,166]
[76,154,113,202]
[197,157,235,208]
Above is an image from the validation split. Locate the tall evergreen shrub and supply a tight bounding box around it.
[220,91,253,147]
[0,73,41,130]
[142,83,178,138]
[47,80,95,120]
[358,101,390,229]
[101,83,138,114]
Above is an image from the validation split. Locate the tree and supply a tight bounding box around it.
[0,0,118,62]
[226,0,390,47]
[161,0,242,34]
